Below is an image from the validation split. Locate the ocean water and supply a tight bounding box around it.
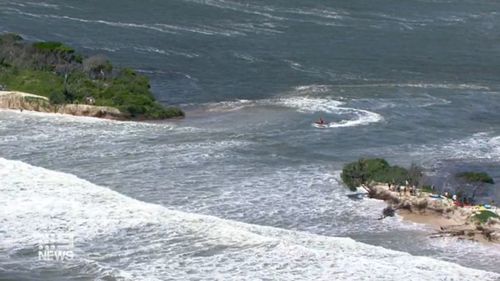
[1,0,500,280]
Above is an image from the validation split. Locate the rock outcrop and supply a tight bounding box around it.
[367,184,500,243]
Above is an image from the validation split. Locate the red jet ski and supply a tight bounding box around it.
[312,118,329,128]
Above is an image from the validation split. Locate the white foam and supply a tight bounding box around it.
[204,99,255,112]
[232,52,259,63]
[0,158,498,280]
[354,94,451,110]
[272,96,344,113]
[414,132,500,160]
[0,108,111,124]
[284,60,322,74]
[282,7,346,20]
[133,46,200,58]
[2,9,177,34]
[153,23,244,37]
[397,83,490,90]
[30,2,59,9]
[0,109,200,135]
[274,96,383,128]
[4,9,241,38]
[226,22,283,35]
[332,82,490,91]
[294,84,333,94]
[182,0,285,21]
[199,96,383,128]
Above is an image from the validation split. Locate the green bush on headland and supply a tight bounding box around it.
[32,41,75,54]
[473,210,499,224]
[341,158,420,191]
[457,172,494,184]
[0,33,184,119]
[455,171,495,203]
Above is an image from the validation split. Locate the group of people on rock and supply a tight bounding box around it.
[387,183,418,196]
[387,182,496,208]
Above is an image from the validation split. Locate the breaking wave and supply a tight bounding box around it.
[0,158,498,280]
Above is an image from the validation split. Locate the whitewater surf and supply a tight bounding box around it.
[1,158,499,280]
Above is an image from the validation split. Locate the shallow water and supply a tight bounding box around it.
[1,0,500,279]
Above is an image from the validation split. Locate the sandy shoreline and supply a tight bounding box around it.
[398,209,460,229]
[398,210,498,244]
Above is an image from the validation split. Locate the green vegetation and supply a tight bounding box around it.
[32,41,75,54]
[420,185,434,193]
[0,68,64,97]
[340,158,420,191]
[473,210,499,224]
[457,172,494,184]
[0,33,183,119]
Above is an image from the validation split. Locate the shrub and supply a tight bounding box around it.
[456,171,495,203]
[341,158,391,191]
[32,41,75,54]
[373,165,408,185]
[457,172,494,184]
[0,33,23,44]
[473,210,499,224]
[341,158,417,191]
[49,91,66,104]
[420,185,433,193]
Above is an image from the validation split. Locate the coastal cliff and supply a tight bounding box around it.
[0,91,126,119]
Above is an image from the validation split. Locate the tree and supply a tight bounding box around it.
[456,172,494,203]
[341,158,395,191]
[340,159,423,191]
[83,55,113,80]
[407,163,424,187]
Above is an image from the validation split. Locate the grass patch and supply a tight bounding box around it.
[473,210,499,224]
[0,67,64,97]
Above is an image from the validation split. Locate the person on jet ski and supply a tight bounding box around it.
[318,117,325,124]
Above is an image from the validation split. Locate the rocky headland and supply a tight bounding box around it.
[342,158,500,244]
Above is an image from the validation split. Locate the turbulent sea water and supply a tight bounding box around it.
[1,0,500,280]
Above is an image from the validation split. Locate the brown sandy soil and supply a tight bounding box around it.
[0,90,125,119]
